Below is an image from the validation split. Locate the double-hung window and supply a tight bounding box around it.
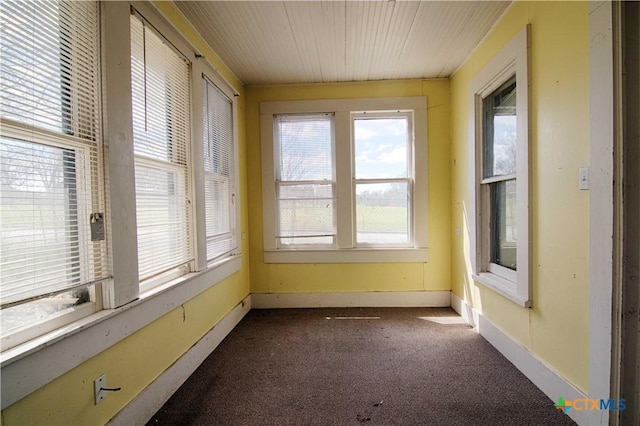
[470,26,530,307]
[353,113,413,246]
[202,76,237,260]
[482,76,517,275]
[274,114,336,247]
[0,0,106,347]
[261,97,427,263]
[130,12,193,285]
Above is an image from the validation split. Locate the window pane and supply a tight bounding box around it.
[354,117,409,179]
[275,115,334,181]
[203,78,235,261]
[0,286,92,337]
[0,138,81,303]
[131,13,192,280]
[204,175,230,237]
[483,76,516,178]
[491,179,517,270]
[134,163,190,279]
[1,1,101,139]
[277,183,334,244]
[356,182,409,244]
[203,79,232,176]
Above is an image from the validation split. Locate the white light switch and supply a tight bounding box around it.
[579,167,590,190]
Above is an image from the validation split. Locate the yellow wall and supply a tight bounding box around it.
[246,80,451,294]
[450,1,590,392]
[1,2,251,424]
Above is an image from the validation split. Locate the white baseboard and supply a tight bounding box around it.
[252,291,451,309]
[450,293,596,425]
[108,295,252,426]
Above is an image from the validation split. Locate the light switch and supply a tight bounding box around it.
[579,167,590,190]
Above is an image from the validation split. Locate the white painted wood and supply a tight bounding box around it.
[588,3,615,426]
[101,2,139,308]
[107,295,251,426]
[414,105,429,249]
[335,111,353,249]
[175,1,510,85]
[467,26,531,307]
[0,256,243,409]
[260,97,427,115]
[449,294,592,426]
[260,113,277,251]
[263,248,427,264]
[260,96,428,263]
[252,291,450,309]
[190,60,208,272]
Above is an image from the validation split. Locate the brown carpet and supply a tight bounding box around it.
[147,307,576,426]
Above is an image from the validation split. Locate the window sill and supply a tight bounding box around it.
[264,248,428,264]
[473,272,532,308]
[0,254,242,409]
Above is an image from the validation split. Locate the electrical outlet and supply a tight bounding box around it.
[94,374,106,405]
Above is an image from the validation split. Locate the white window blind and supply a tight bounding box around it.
[0,0,106,307]
[130,12,193,281]
[203,77,236,261]
[274,114,335,246]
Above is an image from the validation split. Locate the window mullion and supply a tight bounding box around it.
[335,111,352,249]
[190,63,207,271]
[101,2,139,308]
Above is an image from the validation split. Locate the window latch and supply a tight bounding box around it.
[90,213,105,241]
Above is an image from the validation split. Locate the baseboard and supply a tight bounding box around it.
[450,293,594,425]
[251,291,450,309]
[108,295,252,426]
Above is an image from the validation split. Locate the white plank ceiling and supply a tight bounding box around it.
[175,1,511,86]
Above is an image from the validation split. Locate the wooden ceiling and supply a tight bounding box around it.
[175,1,511,85]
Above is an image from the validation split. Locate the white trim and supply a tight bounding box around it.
[468,25,531,307]
[102,1,139,308]
[260,97,426,115]
[264,248,427,263]
[252,291,449,309]
[260,96,428,260]
[588,0,615,421]
[107,295,251,426]
[0,255,242,409]
[450,294,594,426]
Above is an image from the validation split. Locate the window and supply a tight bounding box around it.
[130,12,193,284]
[0,1,245,400]
[274,113,336,247]
[261,97,427,263]
[0,0,106,346]
[353,113,412,246]
[469,26,530,307]
[202,76,237,260]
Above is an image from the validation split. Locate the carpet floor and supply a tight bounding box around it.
[147,307,576,426]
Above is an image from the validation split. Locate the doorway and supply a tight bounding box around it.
[612,1,640,424]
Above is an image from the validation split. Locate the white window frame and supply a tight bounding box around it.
[1,2,244,405]
[190,63,241,270]
[352,110,415,248]
[261,97,427,263]
[0,0,107,350]
[468,26,531,307]
[274,113,337,249]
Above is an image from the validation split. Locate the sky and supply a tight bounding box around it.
[277,114,409,182]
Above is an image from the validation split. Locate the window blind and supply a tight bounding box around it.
[202,77,236,260]
[274,114,335,246]
[0,0,106,306]
[130,12,193,281]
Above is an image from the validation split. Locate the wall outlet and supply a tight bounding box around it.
[94,374,106,405]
